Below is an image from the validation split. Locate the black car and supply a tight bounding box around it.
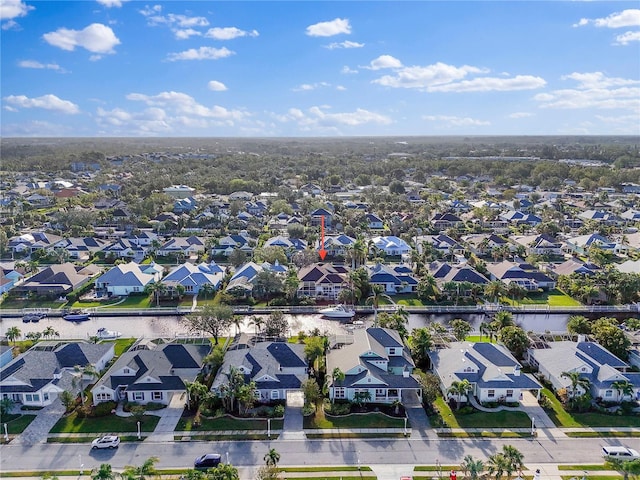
[194,453,222,469]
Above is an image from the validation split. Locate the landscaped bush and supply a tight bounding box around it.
[144,402,166,411]
[302,404,315,416]
[94,401,117,417]
[325,401,351,416]
[457,405,475,415]
[272,404,285,418]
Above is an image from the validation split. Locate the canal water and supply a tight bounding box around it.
[0,312,571,341]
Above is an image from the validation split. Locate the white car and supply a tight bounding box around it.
[602,445,640,460]
[91,435,120,449]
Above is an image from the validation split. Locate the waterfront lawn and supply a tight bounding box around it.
[432,397,531,429]
[50,412,160,433]
[104,295,152,308]
[0,298,65,310]
[510,289,581,307]
[541,389,640,427]
[303,410,405,429]
[104,337,136,356]
[175,414,283,431]
[5,414,37,434]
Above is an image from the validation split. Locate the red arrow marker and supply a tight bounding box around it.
[319,215,327,260]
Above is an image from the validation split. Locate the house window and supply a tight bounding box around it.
[254,391,261,399]
[506,390,514,398]
[271,390,279,400]
[388,348,397,355]
[133,392,144,401]
[43,393,49,401]
[488,390,495,398]
[25,394,40,402]
[152,392,162,401]
[334,388,345,399]
[96,393,111,402]
[375,389,386,399]
[605,390,613,397]
[123,368,130,374]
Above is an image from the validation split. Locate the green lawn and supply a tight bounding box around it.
[541,389,640,427]
[50,412,160,433]
[509,289,581,307]
[433,397,532,428]
[104,295,153,308]
[303,411,405,429]
[104,337,136,356]
[5,414,37,434]
[175,414,283,431]
[0,298,66,309]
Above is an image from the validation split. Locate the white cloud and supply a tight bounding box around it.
[615,30,640,45]
[325,40,364,49]
[336,85,346,91]
[509,112,534,119]
[18,60,66,72]
[144,12,209,28]
[208,80,228,91]
[279,105,391,129]
[43,23,120,54]
[341,65,358,74]
[293,82,330,92]
[373,62,484,89]
[422,115,490,127]
[174,28,201,40]
[534,72,640,111]
[166,46,234,61]
[306,18,351,37]
[205,27,259,40]
[97,0,128,8]
[429,75,546,92]
[0,0,33,20]
[366,55,403,70]
[575,9,640,28]
[4,94,80,114]
[126,91,247,121]
[139,5,162,16]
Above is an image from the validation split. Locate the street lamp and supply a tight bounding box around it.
[79,454,83,476]
[403,417,407,436]
[3,423,8,442]
[226,451,229,465]
[137,420,141,440]
[530,416,535,436]
[267,418,271,439]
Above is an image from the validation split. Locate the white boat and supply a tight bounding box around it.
[319,304,356,319]
[96,327,122,339]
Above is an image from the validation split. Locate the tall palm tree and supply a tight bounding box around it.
[447,379,473,410]
[366,284,393,327]
[42,326,59,339]
[492,311,514,331]
[331,367,346,404]
[6,326,21,345]
[460,455,484,480]
[611,379,634,402]
[249,316,265,336]
[200,282,215,301]
[92,463,117,480]
[263,448,281,467]
[501,445,525,479]
[486,453,508,480]
[408,328,433,369]
[560,371,591,399]
[484,281,506,304]
[122,456,159,480]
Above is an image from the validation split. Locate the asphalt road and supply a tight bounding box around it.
[2,436,638,471]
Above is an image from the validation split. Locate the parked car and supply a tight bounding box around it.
[194,453,222,469]
[602,445,640,459]
[91,435,120,449]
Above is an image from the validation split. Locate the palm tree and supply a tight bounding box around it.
[560,371,591,399]
[408,327,433,369]
[366,284,393,327]
[486,453,509,480]
[484,280,506,303]
[42,326,59,339]
[249,316,265,336]
[479,321,491,342]
[460,455,484,480]
[122,456,158,480]
[92,463,117,480]
[200,282,215,301]
[492,311,514,331]
[447,379,473,410]
[263,448,281,467]
[146,281,166,307]
[331,367,345,404]
[611,379,634,402]
[210,463,240,480]
[6,326,21,345]
[501,445,525,479]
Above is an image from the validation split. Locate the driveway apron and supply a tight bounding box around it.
[12,398,66,445]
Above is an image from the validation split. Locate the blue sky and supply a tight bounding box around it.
[1,0,639,137]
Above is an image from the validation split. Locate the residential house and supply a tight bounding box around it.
[429,262,490,290]
[579,210,622,226]
[499,210,542,226]
[486,260,556,291]
[461,234,509,257]
[528,339,640,402]
[95,261,163,297]
[162,262,224,296]
[163,185,195,199]
[326,327,422,404]
[173,196,197,214]
[228,191,253,201]
[552,258,600,277]
[417,234,464,258]
[562,233,616,256]
[157,236,205,258]
[365,213,384,230]
[0,345,14,369]
[1,341,114,407]
[8,232,63,255]
[0,267,24,295]
[510,234,563,256]
[263,236,307,254]
[431,213,463,231]
[211,336,308,403]
[211,232,255,257]
[430,341,542,404]
[310,208,333,229]
[367,263,418,294]
[103,238,147,260]
[370,236,411,257]
[92,340,210,406]
[225,262,264,297]
[297,263,350,301]
[53,237,109,260]
[319,234,355,258]
[14,263,99,297]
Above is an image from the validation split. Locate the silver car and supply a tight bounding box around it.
[91,435,120,449]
